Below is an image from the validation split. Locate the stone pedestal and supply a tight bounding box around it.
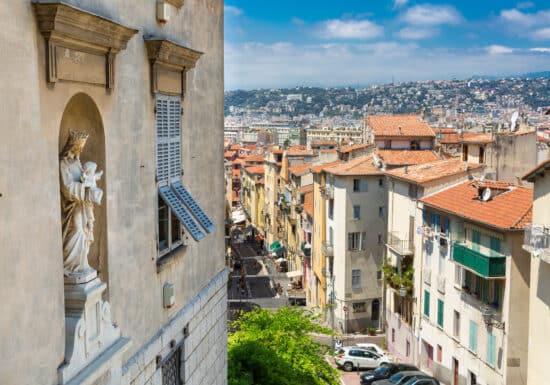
[58,277,130,385]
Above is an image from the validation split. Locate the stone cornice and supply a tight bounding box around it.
[33,1,138,89]
[165,0,184,8]
[144,38,203,71]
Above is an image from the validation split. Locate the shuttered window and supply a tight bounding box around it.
[424,290,430,318]
[487,333,496,367]
[156,94,182,184]
[352,269,361,289]
[437,299,444,328]
[469,320,478,353]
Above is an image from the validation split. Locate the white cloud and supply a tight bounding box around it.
[402,4,462,26]
[530,47,550,52]
[517,2,535,9]
[532,27,550,40]
[224,5,243,17]
[393,0,409,9]
[225,41,550,89]
[486,45,514,54]
[291,17,305,26]
[397,27,436,39]
[318,19,383,39]
[499,8,550,27]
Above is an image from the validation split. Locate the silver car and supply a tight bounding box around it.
[372,371,427,385]
[335,347,391,372]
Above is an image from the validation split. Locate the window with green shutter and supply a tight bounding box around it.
[487,333,496,367]
[424,290,430,318]
[490,237,501,255]
[472,230,481,251]
[469,320,478,353]
[437,299,444,328]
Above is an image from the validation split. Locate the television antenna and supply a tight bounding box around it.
[510,111,519,132]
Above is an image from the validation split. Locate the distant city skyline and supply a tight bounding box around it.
[225,1,550,90]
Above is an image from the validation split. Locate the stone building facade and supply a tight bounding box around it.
[0,1,226,385]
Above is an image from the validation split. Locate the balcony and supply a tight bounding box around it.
[320,184,334,199]
[523,224,550,263]
[452,242,506,278]
[301,242,311,257]
[386,231,414,256]
[322,242,334,257]
[423,268,431,285]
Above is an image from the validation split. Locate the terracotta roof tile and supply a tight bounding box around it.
[244,154,265,163]
[224,151,236,157]
[325,155,382,176]
[420,180,533,230]
[339,143,372,153]
[376,150,440,166]
[367,115,435,137]
[289,162,313,176]
[244,166,265,175]
[385,159,483,185]
[230,145,242,151]
[311,160,342,173]
[287,149,315,156]
[298,185,314,194]
[461,133,494,144]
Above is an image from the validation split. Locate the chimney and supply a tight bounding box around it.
[404,165,409,174]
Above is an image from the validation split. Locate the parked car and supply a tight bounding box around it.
[360,363,419,385]
[372,371,427,385]
[335,347,391,372]
[354,343,387,357]
[401,375,440,385]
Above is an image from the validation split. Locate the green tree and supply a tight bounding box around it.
[228,307,340,385]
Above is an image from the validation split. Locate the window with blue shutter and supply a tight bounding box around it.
[490,237,501,254]
[487,333,496,367]
[360,179,368,192]
[443,217,450,235]
[437,299,444,328]
[469,320,478,353]
[472,230,481,251]
[424,290,430,317]
[172,182,215,233]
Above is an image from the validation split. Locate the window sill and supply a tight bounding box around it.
[157,244,187,273]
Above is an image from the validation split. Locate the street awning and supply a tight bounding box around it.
[286,270,303,278]
[270,240,281,250]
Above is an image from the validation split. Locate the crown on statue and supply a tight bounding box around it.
[68,130,89,144]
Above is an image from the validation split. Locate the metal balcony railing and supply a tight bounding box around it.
[452,242,506,278]
[386,231,414,256]
[322,242,334,257]
[523,224,550,262]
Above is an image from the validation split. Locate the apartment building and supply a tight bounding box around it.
[322,156,387,332]
[383,160,484,365]
[241,166,265,235]
[264,149,284,248]
[365,115,436,150]
[418,180,532,385]
[0,1,225,385]
[522,159,550,384]
[307,126,364,146]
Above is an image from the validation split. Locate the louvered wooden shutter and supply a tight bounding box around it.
[156,97,170,183]
[168,98,182,181]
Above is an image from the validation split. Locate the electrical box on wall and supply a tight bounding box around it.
[163,283,175,308]
[157,1,170,23]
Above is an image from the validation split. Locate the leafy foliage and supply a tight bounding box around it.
[382,263,414,293]
[228,307,340,385]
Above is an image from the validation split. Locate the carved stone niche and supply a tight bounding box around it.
[33,2,138,89]
[144,37,202,96]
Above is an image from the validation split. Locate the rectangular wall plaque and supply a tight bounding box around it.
[56,47,106,86]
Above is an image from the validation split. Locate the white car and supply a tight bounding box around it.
[354,343,386,357]
[335,347,391,372]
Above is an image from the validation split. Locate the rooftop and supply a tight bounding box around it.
[420,180,533,230]
[298,185,314,194]
[325,155,382,176]
[310,160,342,173]
[376,150,440,166]
[243,154,265,163]
[522,158,550,182]
[367,115,435,138]
[289,162,313,177]
[339,143,371,154]
[385,159,483,185]
[244,166,264,175]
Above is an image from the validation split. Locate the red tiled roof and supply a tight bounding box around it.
[224,151,236,158]
[245,166,265,175]
[289,162,313,176]
[376,150,440,166]
[522,158,550,182]
[232,169,240,178]
[230,145,242,151]
[303,191,314,217]
[339,143,371,153]
[232,158,245,165]
[325,155,382,176]
[244,154,265,163]
[367,115,435,137]
[311,140,338,146]
[311,160,342,173]
[320,149,337,153]
[420,180,533,230]
[461,133,494,144]
[385,159,483,185]
[287,149,315,156]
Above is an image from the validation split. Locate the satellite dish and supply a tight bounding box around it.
[510,111,519,132]
[481,187,491,202]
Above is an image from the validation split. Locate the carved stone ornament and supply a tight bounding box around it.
[165,0,184,8]
[144,37,203,95]
[33,1,138,89]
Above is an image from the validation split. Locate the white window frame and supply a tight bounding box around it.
[349,232,361,250]
[353,205,361,220]
[352,269,361,289]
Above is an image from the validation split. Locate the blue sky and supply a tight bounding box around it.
[224,1,550,89]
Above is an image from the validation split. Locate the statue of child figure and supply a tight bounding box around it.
[81,161,103,237]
